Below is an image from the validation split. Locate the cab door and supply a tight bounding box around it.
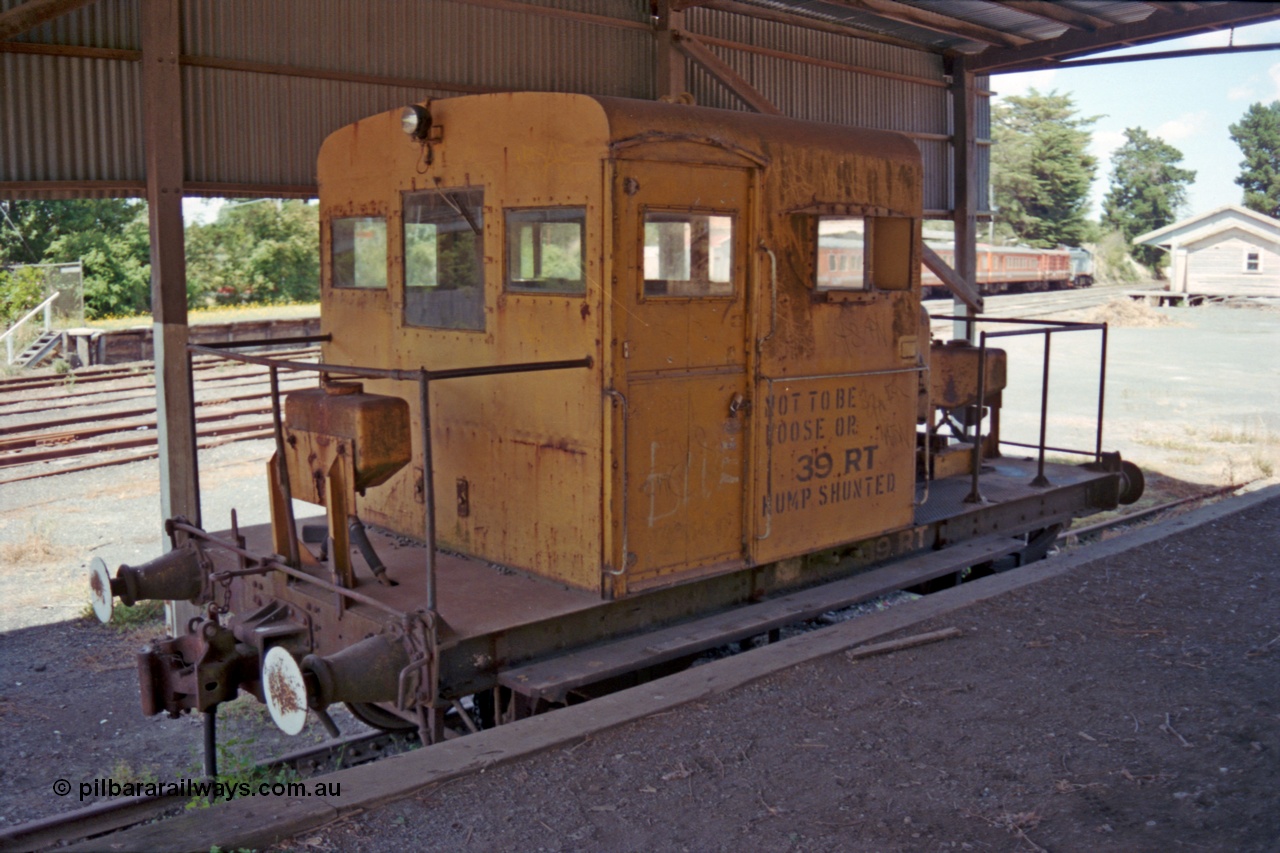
[612,161,752,587]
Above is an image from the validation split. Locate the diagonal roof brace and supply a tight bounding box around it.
[673,30,783,115]
[0,0,99,42]
[922,243,984,314]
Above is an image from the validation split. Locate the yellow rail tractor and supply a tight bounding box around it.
[91,93,1140,742]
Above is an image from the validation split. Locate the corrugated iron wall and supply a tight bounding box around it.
[1,0,987,213]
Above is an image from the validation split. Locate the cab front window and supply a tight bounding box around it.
[404,188,485,331]
[331,216,387,289]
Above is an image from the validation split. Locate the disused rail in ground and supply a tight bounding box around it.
[0,348,319,410]
[0,730,411,853]
[0,349,319,484]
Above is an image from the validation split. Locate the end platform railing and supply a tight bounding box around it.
[930,315,1108,504]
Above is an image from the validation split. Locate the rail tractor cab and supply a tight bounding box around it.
[90,93,1141,743]
[315,92,928,596]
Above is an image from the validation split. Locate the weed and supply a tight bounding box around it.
[1251,450,1276,479]
[82,599,165,630]
[90,302,318,331]
[0,521,67,564]
[109,758,158,786]
[186,735,301,809]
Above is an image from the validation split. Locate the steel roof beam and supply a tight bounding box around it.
[0,0,98,41]
[970,2,1280,73]
[694,0,931,52]
[988,0,1115,32]
[822,0,1030,48]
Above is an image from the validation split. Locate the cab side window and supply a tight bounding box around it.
[404,188,485,331]
[813,215,912,292]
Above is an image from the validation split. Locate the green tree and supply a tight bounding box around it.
[0,199,152,318]
[1101,128,1195,274]
[185,200,319,305]
[991,89,1098,248]
[1229,101,1280,217]
[0,265,48,325]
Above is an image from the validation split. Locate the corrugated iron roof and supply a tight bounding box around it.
[2,0,1278,201]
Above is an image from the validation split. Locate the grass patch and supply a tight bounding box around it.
[80,598,165,631]
[186,734,301,809]
[0,522,70,564]
[89,302,319,330]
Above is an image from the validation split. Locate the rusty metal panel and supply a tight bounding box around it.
[610,160,751,587]
[753,371,917,565]
[315,93,612,591]
[181,0,651,95]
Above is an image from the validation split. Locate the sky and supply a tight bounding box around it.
[993,19,1280,221]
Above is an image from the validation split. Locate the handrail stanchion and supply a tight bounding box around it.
[1031,332,1052,487]
[964,331,987,504]
[268,365,299,567]
[1095,323,1108,463]
[418,370,437,615]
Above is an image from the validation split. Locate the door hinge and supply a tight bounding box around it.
[622,341,631,359]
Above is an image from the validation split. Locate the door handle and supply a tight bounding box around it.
[728,393,750,418]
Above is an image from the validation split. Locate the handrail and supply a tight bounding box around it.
[186,341,594,618]
[929,314,1107,503]
[1,292,59,364]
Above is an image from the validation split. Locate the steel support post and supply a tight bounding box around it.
[142,0,201,633]
[654,0,687,100]
[948,55,978,345]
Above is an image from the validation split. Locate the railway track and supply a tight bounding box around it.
[926,281,1153,330]
[0,348,319,485]
[0,730,413,853]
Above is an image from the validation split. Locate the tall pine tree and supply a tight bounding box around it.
[1229,101,1280,218]
[991,89,1098,248]
[1102,128,1195,273]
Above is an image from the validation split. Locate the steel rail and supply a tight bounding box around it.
[0,371,316,418]
[0,402,273,453]
[0,347,320,395]
[1057,485,1241,545]
[0,354,319,406]
[0,730,409,853]
[0,428,276,487]
[0,418,275,469]
[0,382,312,437]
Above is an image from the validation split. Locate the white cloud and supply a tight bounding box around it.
[992,68,1058,99]
[1155,111,1211,142]
[1228,83,1256,101]
[1090,129,1127,158]
[1269,63,1280,100]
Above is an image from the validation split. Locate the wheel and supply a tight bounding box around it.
[344,701,418,733]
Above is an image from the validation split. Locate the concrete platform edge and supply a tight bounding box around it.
[80,482,1280,853]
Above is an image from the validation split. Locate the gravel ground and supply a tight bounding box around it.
[280,492,1280,853]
